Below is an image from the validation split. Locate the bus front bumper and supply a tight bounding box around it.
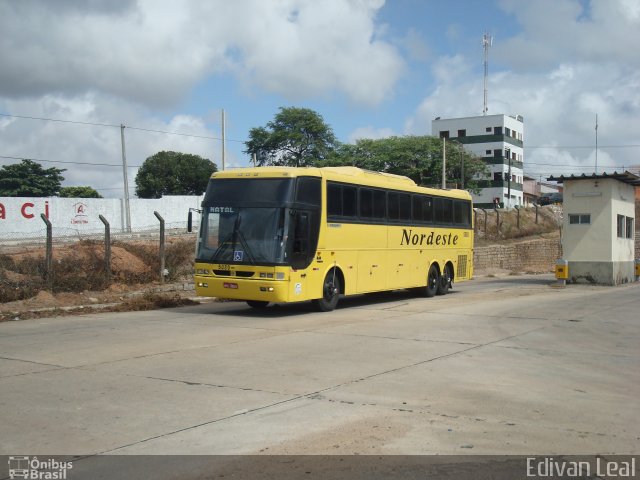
[195,276,290,303]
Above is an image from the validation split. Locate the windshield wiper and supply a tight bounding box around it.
[209,213,256,264]
[209,214,241,262]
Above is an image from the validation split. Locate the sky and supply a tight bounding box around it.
[1,0,639,198]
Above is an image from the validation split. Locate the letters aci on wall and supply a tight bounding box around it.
[0,195,203,238]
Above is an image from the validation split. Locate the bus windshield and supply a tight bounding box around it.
[197,207,287,265]
[197,178,296,265]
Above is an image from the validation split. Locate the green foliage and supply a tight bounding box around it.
[320,136,488,192]
[59,186,102,198]
[135,151,217,199]
[0,159,65,197]
[244,107,337,167]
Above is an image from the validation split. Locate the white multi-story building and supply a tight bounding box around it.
[432,114,524,208]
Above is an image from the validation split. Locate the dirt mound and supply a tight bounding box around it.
[111,246,151,274]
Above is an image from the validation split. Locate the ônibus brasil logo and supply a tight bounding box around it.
[8,456,73,479]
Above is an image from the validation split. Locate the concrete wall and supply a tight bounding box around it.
[474,238,561,273]
[0,195,203,239]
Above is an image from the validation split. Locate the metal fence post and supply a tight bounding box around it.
[535,204,539,224]
[481,208,487,236]
[40,214,52,289]
[154,211,165,283]
[99,215,111,284]
[515,205,520,229]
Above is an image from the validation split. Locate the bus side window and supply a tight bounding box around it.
[359,189,373,218]
[343,186,357,217]
[398,193,411,221]
[454,201,463,225]
[327,183,342,216]
[434,197,453,224]
[461,201,471,227]
[373,190,386,218]
[388,192,399,220]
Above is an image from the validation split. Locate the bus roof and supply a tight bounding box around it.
[211,166,471,200]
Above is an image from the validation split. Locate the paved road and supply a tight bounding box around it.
[1,274,639,461]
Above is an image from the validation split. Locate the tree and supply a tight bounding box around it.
[320,136,488,192]
[244,107,337,167]
[135,151,217,199]
[59,186,102,198]
[0,159,65,196]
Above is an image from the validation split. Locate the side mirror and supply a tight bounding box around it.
[187,211,193,233]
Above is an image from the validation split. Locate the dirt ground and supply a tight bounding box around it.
[0,237,197,321]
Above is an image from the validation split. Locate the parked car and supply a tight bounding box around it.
[538,192,563,205]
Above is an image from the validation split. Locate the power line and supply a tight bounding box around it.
[0,113,119,128]
[525,144,640,149]
[0,112,247,143]
[0,154,141,168]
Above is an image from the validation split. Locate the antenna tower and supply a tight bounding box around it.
[482,32,493,115]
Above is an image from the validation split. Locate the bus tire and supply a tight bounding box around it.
[437,264,452,295]
[247,300,269,309]
[425,264,439,297]
[313,270,341,312]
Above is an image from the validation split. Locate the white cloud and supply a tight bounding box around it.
[0,94,224,197]
[496,0,640,71]
[0,0,405,196]
[347,126,396,143]
[407,0,640,179]
[0,0,403,108]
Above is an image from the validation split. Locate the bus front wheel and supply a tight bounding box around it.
[313,270,341,312]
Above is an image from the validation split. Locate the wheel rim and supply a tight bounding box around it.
[428,268,438,289]
[324,279,338,301]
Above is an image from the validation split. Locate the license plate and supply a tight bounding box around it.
[223,282,238,289]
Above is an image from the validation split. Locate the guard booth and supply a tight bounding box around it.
[548,172,640,285]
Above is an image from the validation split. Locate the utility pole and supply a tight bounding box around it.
[120,124,132,233]
[595,113,598,174]
[461,148,465,190]
[442,137,446,189]
[221,109,226,171]
[506,148,512,210]
[482,32,493,116]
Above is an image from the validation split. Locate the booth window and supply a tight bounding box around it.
[569,214,590,225]
[625,216,634,239]
[617,215,625,238]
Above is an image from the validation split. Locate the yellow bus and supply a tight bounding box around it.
[192,166,473,311]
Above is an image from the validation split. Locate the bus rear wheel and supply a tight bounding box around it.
[313,270,341,312]
[437,264,452,295]
[425,264,439,297]
[414,264,439,298]
[247,300,269,309]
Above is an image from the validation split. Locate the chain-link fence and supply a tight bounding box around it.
[473,205,563,241]
[0,220,192,254]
